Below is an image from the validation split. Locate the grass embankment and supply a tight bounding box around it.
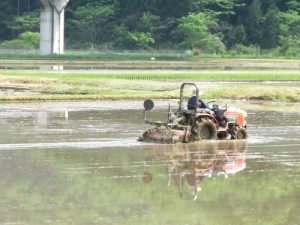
[0,51,188,61]
[1,50,300,61]
[0,70,299,102]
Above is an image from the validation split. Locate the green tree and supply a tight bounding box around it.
[19,31,40,48]
[113,24,154,50]
[139,11,158,33]
[277,35,300,56]
[277,9,300,55]
[0,31,39,49]
[0,0,38,41]
[67,2,115,48]
[113,24,133,49]
[245,0,263,45]
[156,17,181,48]
[0,0,14,41]
[193,0,237,15]
[278,10,300,37]
[191,0,246,50]
[177,12,225,53]
[285,0,300,12]
[128,31,155,50]
[260,6,280,49]
[9,10,40,35]
[225,21,247,48]
[0,0,298,53]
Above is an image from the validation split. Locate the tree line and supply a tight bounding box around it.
[0,0,299,56]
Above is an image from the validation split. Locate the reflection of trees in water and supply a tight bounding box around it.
[144,140,248,200]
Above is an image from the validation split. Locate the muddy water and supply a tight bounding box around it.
[0,101,299,225]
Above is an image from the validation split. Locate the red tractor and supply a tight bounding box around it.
[139,82,248,143]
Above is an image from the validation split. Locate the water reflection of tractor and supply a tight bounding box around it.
[143,140,247,201]
[138,83,248,143]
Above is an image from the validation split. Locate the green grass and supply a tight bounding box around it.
[204,85,300,102]
[1,50,300,61]
[2,71,300,81]
[0,73,299,102]
[1,66,299,102]
[0,51,189,61]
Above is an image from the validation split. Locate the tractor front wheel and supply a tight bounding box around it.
[231,127,248,139]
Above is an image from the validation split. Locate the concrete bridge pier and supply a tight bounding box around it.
[39,0,69,55]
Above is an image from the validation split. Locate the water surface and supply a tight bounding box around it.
[0,101,299,225]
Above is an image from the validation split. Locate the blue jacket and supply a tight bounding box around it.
[188,96,208,109]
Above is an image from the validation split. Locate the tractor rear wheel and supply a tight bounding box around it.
[231,127,248,139]
[193,118,217,141]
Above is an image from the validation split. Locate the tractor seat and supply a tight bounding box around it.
[212,105,227,127]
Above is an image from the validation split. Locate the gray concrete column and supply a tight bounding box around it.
[39,0,69,55]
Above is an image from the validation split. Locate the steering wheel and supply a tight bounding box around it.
[206,100,216,105]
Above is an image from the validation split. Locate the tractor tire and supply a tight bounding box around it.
[231,127,248,139]
[193,118,217,141]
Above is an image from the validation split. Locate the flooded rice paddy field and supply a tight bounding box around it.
[0,101,299,225]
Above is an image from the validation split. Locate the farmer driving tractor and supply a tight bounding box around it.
[139,82,248,143]
[188,89,208,109]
